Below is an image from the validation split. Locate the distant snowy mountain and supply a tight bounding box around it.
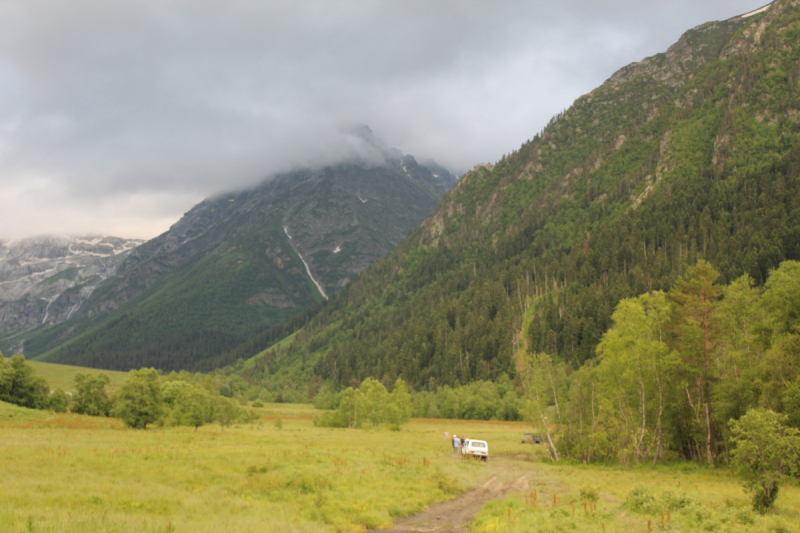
[0,235,143,353]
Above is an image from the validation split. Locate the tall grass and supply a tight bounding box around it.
[2,401,517,532]
[5,401,794,532]
[471,461,800,533]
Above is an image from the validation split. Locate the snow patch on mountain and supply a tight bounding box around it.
[0,234,144,348]
[741,3,773,18]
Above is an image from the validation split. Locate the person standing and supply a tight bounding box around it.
[453,434,461,454]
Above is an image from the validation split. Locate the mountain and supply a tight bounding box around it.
[11,128,457,371]
[237,0,800,391]
[0,236,144,354]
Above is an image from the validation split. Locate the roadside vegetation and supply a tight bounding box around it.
[472,460,800,533]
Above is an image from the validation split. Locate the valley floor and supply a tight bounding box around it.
[2,402,798,533]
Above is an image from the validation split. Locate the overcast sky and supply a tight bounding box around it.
[0,0,769,241]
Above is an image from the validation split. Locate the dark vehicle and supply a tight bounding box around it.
[521,433,542,444]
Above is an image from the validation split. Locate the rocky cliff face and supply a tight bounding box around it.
[0,236,143,353]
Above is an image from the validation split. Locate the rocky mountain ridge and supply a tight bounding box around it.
[0,236,143,353]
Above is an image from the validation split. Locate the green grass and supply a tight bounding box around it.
[471,461,800,533]
[1,403,524,532]
[3,401,798,533]
[0,400,54,424]
[27,360,129,392]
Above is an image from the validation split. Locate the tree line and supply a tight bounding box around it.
[0,355,254,430]
[521,259,800,509]
[313,377,413,430]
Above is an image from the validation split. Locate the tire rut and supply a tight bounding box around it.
[367,457,531,532]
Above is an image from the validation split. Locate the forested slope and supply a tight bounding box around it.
[243,0,800,391]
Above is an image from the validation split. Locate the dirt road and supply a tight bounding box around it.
[367,456,536,533]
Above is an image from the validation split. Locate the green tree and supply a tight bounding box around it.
[358,378,390,427]
[520,352,562,463]
[48,388,69,413]
[0,353,12,397]
[212,395,254,431]
[314,377,415,430]
[162,380,212,430]
[757,262,800,419]
[72,373,111,416]
[729,409,800,513]
[387,378,413,430]
[596,292,677,464]
[714,274,764,438]
[759,261,800,336]
[335,387,360,428]
[783,378,800,429]
[0,354,49,409]
[112,368,161,429]
[670,260,722,465]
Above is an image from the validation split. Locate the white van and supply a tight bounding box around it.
[461,439,489,461]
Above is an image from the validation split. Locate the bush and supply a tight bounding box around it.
[48,388,69,413]
[161,380,213,430]
[72,373,111,416]
[112,368,162,429]
[579,485,599,503]
[624,486,694,515]
[729,409,800,513]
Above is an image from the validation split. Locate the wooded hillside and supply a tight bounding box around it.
[241,1,800,396]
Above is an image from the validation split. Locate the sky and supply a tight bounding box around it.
[0,0,770,241]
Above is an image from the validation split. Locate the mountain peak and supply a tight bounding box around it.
[340,123,404,163]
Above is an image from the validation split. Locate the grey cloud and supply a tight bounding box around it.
[0,0,768,240]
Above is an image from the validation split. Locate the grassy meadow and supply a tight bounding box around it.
[2,401,799,533]
[27,360,129,393]
[472,462,800,533]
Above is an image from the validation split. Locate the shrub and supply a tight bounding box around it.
[48,388,69,413]
[112,368,162,429]
[729,409,800,513]
[72,373,111,416]
[579,485,599,503]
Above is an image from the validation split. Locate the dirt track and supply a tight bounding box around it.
[367,456,535,533]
